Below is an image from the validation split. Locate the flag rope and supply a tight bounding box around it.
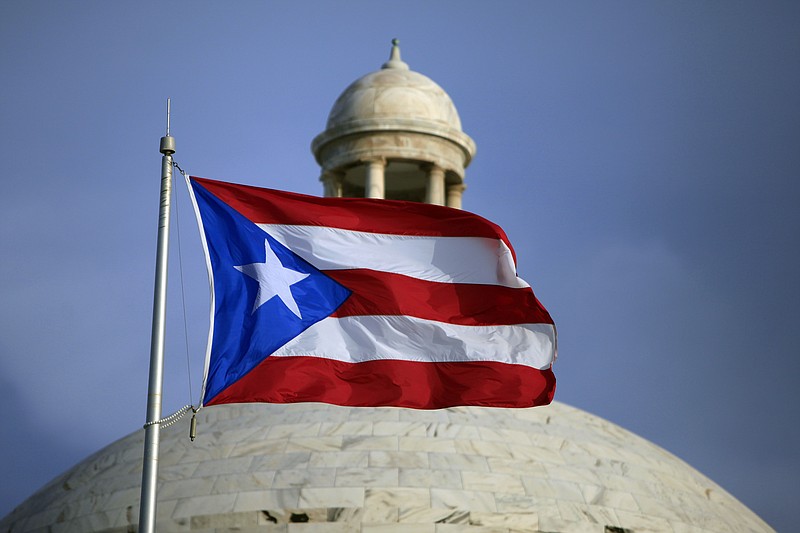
[170,159,196,407]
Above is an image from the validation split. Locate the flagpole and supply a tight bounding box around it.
[138,99,175,533]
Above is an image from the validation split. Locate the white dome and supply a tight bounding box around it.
[0,402,773,532]
[326,67,463,132]
[311,41,476,176]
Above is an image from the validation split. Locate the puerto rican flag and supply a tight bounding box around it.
[188,176,556,409]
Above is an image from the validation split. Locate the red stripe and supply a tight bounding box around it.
[192,176,513,245]
[327,270,554,326]
[205,356,556,409]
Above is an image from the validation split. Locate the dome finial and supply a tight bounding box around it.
[382,38,409,70]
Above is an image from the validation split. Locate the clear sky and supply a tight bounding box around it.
[1,1,798,531]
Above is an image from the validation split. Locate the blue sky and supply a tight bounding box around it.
[1,2,798,531]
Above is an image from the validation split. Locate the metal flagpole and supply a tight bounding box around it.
[138,98,175,533]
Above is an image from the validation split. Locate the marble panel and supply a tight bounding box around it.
[329,506,366,522]
[192,456,254,477]
[158,461,200,481]
[171,493,237,519]
[14,506,62,533]
[346,407,400,422]
[273,468,336,488]
[372,421,428,436]
[589,472,649,496]
[454,439,513,459]
[633,493,690,522]
[286,436,344,452]
[543,464,602,485]
[428,452,489,472]
[399,436,456,453]
[433,525,509,533]
[251,451,311,471]
[118,441,146,464]
[309,451,370,468]
[362,524,435,533]
[477,427,531,446]
[613,509,673,532]
[493,493,541,513]
[287,523,359,532]
[335,467,399,487]
[108,506,138,530]
[686,510,742,533]
[298,487,365,508]
[212,471,277,494]
[520,476,556,499]
[507,444,566,465]
[159,477,215,500]
[668,521,720,533]
[487,456,547,476]
[461,471,525,495]
[430,489,497,513]
[319,420,375,436]
[170,440,238,462]
[556,501,620,528]
[189,510,260,528]
[102,486,141,510]
[364,487,430,508]
[510,406,554,423]
[652,470,708,495]
[535,518,605,533]
[369,450,429,468]
[547,480,587,503]
[361,505,399,524]
[426,423,481,439]
[398,507,468,524]
[59,510,119,533]
[72,492,112,519]
[468,511,538,530]
[341,435,398,451]
[211,426,267,446]
[267,423,323,439]
[233,489,300,512]
[399,468,461,489]
[398,410,451,423]
[154,498,179,522]
[232,438,288,457]
[258,507,330,523]
[580,485,640,512]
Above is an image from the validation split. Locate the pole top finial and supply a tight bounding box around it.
[382,38,409,70]
[160,98,176,155]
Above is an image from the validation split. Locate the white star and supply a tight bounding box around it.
[234,240,310,318]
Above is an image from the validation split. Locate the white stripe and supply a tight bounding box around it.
[258,224,528,289]
[272,315,555,370]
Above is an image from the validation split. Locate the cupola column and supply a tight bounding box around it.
[321,170,344,198]
[446,183,466,210]
[424,164,446,205]
[365,158,386,199]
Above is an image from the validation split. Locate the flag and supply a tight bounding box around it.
[188,176,556,409]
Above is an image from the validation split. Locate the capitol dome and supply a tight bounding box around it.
[0,402,772,532]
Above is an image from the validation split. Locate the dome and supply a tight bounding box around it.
[325,61,463,133]
[0,402,773,532]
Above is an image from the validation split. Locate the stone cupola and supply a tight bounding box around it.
[311,40,476,208]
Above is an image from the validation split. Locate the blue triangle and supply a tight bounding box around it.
[191,181,351,404]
